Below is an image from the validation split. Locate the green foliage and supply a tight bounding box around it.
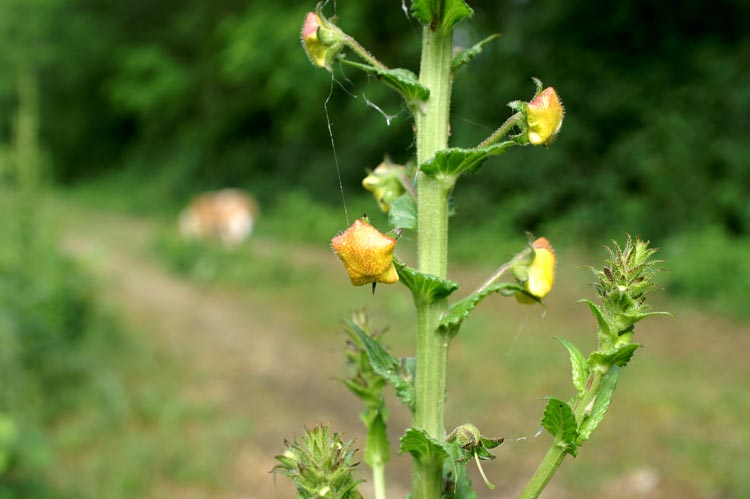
[348,319,416,412]
[555,337,588,396]
[394,260,460,304]
[451,34,500,74]
[343,62,429,111]
[399,428,450,463]
[388,194,418,231]
[438,282,523,338]
[419,142,518,181]
[577,367,619,444]
[540,398,579,456]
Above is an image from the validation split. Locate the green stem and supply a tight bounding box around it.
[518,369,607,498]
[518,442,567,499]
[372,462,387,499]
[412,24,454,499]
[477,111,522,148]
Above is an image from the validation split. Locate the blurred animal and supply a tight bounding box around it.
[178,189,259,247]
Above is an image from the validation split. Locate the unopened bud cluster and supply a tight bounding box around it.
[274,424,362,499]
[591,236,663,338]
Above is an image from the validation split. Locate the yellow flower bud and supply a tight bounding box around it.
[331,218,399,287]
[301,13,328,68]
[517,237,556,303]
[526,87,564,145]
[361,159,408,213]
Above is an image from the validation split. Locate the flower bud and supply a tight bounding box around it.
[300,12,342,70]
[362,159,408,213]
[331,218,399,287]
[526,87,564,145]
[516,237,556,303]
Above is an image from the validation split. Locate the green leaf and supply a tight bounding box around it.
[438,282,524,337]
[556,337,589,395]
[388,193,417,231]
[349,320,416,412]
[400,427,450,463]
[419,141,517,180]
[443,461,477,499]
[579,299,612,336]
[344,61,429,109]
[395,259,460,304]
[452,33,499,73]
[442,0,474,30]
[578,367,620,443]
[541,397,579,456]
[364,412,390,467]
[588,343,641,368]
[410,0,439,26]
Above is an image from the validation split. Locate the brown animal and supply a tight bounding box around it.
[178,189,260,247]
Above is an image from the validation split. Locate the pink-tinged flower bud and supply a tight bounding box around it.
[517,237,556,303]
[301,13,328,68]
[331,218,399,286]
[526,87,564,145]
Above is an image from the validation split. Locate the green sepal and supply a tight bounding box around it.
[388,193,417,231]
[364,412,390,467]
[452,33,500,74]
[577,366,620,444]
[438,282,524,338]
[556,337,589,396]
[400,427,450,463]
[419,141,517,180]
[348,320,416,412]
[343,60,429,111]
[541,397,579,457]
[395,259,460,304]
[588,343,641,369]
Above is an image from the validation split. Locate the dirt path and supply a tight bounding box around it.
[59,208,413,498]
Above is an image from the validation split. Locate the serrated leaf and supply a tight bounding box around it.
[395,259,459,304]
[349,320,416,412]
[419,141,517,179]
[438,282,524,337]
[579,299,612,336]
[452,33,499,73]
[346,61,430,109]
[364,412,390,467]
[556,337,589,395]
[388,193,417,231]
[578,366,620,443]
[541,397,579,456]
[442,0,474,29]
[400,427,450,463]
[588,343,641,368]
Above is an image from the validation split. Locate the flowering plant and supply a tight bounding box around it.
[278,2,665,498]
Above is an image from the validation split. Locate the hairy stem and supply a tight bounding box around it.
[519,369,607,498]
[477,111,522,148]
[412,24,454,499]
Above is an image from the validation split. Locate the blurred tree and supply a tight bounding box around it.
[1,0,747,243]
